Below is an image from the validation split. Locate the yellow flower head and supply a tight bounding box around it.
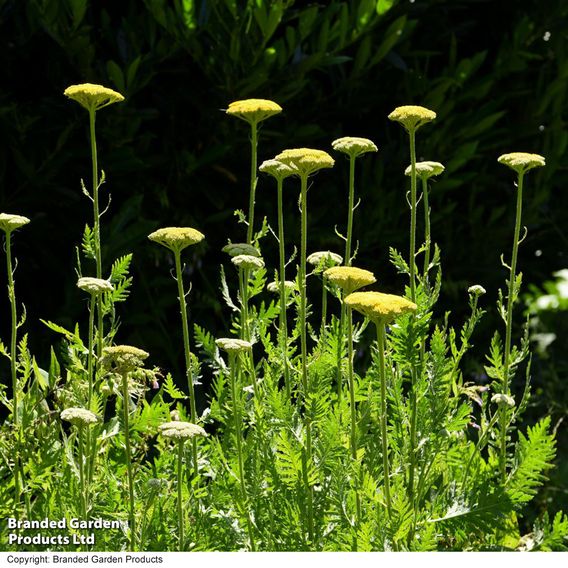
[331,137,378,159]
[61,407,99,427]
[77,277,114,296]
[404,161,445,179]
[259,159,295,181]
[275,148,335,177]
[231,254,265,270]
[216,337,252,355]
[497,152,546,174]
[148,227,205,254]
[159,421,207,440]
[267,280,297,294]
[64,83,125,112]
[0,213,30,233]
[344,291,417,323]
[388,105,436,132]
[222,242,260,257]
[226,99,282,125]
[101,345,149,373]
[324,266,376,295]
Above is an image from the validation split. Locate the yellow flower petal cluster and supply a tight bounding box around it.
[148,227,205,254]
[388,105,436,132]
[404,161,445,179]
[159,421,207,440]
[231,254,265,270]
[324,266,376,295]
[226,99,282,124]
[102,345,149,373]
[222,242,260,257]
[77,277,114,295]
[61,407,99,427]
[497,152,546,174]
[64,83,125,112]
[0,213,30,233]
[259,159,295,180]
[331,137,378,158]
[275,148,335,177]
[344,291,417,323]
[216,338,252,354]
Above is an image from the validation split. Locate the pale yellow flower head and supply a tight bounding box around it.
[275,148,335,177]
[324,266,376,295]
[226,99,282,125]
[344,291,417,323]
[468,285,486,297]
[491,393,515,407]
[216,337,252,354]
[77,277,114,296]
[61,407,99,427]
[159,421,207,440]
[259,159,295,181]
[332,137,378,159]
[267,280,297,294]
[497,152,546,174]
[388,105,436,132]
[307,251,343,273]
[148,227,205,254]
[64,83,125,112]
[231,254,265,270]
[0,213,30,234]
[101,345,149,373]
[222,242,260,257]
[404,161,445,179]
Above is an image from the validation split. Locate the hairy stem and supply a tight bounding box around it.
[246,121,258,244]
[345,155,356,266]
[422,176,431,278]
[121,371,136,551]
[177,439,184,551]
[409,129,417,302]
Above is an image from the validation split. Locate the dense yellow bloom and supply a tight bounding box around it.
[331,137,378,158]
[231,254,265,270]
[497,152,546,174]
[0,213,30,233]
[226,99,282,124]
[324,266,376,294]
[148,227,205,254]
[404,161,445,179]
[222,242,260,257]
[102,345,149,373]
[64,83,124,112]
[275,148,335,177]
[259,159,295,180]
[345,291,417,322]
[388,105,436,132]
[77,277,114,295]
[216,337,252,354]
[61,407,99,427]
[159,421,207,440]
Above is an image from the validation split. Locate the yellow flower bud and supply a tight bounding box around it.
[159,421,207,440]
[148,227,205,254]
[404,161,445,179]
[64,83,124,112]
[497,152,545,174]
[61,407,99,427]
[331,137,378,158]
[0,213,30,233]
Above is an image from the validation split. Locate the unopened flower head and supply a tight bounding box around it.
[222,242,260,258]
[0,213,30,234]
[491,393,515,407]
[345,291,417,323]
[226,99,282,125]
[404,161,445,180]
[64,83,124,112]
[275,148,335,177]
[259,159,295,181]
[61,407,99,427]
[102,345,149,373]
[468,285,486,297]
[77,277,114,296]
[231,254,265,271]
[497,152,546,174]
[324,266,376,295]
[159,421,207,441]
[331,137,378,159]
[148,227,205,254]
[267,280,297,294]
[388,105,436,132]
[307,251,343,270]
[216,337,253,355]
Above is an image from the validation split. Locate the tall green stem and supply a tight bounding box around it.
[409,130,417,302]
[422,176,431,278]
[121,371,136,551]
[87,295,95,408]
[246,122,259,244]
[177,440,184,551]
[345,156,356,266]
[78,424,87,520]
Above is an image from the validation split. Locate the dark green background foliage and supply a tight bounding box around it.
[0,0,566,517]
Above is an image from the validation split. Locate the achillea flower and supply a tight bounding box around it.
[275,148,335,177]
[324,266,376,295]
[77,277,114,295]
[0,213,30,233]
[61,407,99,427]
[345,291,417,322]
[404,161,445,179]
[148,227,205,254]
[491,393,515,407]
[307,251,343,268]
[231,254,265,270]
[497,152,546,174]
[222,242,261,258]
[64,83,124,112]
[332,137,378,158]
[259,159,295,180]
[267,280,297,294]
[388,105,436,132]
[468,285,486,297]
[226,99,282,125]
[216,338,253,354]
[159,421,207,440]
[101,345,149,373]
